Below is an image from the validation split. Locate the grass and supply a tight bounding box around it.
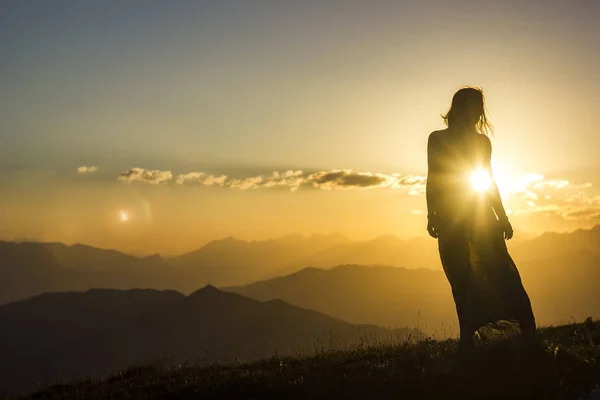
[16,319,600,400]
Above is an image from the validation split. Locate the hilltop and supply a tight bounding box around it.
[0,287,410,396]
[18,319,600,400]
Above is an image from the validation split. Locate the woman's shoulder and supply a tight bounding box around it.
[475,132,491,141]
[475,133,492,149]
[428,129,448,142]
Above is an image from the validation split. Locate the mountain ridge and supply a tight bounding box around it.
[0,286,406,395]
[1,224,599,305]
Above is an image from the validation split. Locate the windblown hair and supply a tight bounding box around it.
[442,86,494,137]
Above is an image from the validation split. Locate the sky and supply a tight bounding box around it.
[1,0,599,255]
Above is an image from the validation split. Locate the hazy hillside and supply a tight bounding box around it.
[169,226,599,282]
[228,265,457,333]
[291,235,440,271]
[0,286,406,396]
[228,254,600,334]
[2,233,437,303]
[2,225,599,308]
[0,241,186,304]
[169,233,353,284]
[511,225,600,262]
[0,241,73,304]
[44,242,166,271]
[519,249,600,324]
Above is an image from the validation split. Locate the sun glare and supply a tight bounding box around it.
[119,210,129,222]
[470,168,492,193]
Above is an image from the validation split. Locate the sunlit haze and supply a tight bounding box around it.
[471,169,492,193]
[1,1,599,255]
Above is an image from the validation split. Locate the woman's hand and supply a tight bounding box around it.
[499,218,514,240]
[427,214,440,239]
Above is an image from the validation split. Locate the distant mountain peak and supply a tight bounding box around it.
[292,266,323,276]
[189,236,250,253]
[329,232,351,241]
[373,234,399,240]
[210,236,247,245]
[371,234,402,245]
[187,285,259,308]
[275,233,307,243]
[309,232,350,241]
[70,243,94,249]
[188,284,226,299]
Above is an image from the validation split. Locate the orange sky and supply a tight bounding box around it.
[1,1,599,255]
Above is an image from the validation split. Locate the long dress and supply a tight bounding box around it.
[430,132,535,334]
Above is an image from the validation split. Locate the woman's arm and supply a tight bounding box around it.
[482,136,513,239]
[426,133,440,217]
[426,132,441,238]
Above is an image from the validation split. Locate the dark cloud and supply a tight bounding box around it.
[118,168,173,184]
[309,170,388,189]
[559,207,600,220]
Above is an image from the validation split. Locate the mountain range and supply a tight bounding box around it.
[0,286,403,396]
[1,226,599,395]
[1,232,441,305]
[228,265,456,334]
[223,226,600,332]
[1,225,599,326]
[226,247,600,335]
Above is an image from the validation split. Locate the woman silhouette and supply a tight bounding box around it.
[426,87,536,351]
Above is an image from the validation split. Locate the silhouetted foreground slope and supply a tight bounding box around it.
[0,287,410,396]
[17,320,600,400]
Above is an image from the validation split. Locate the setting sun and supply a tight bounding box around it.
[470,168,492,193]
[119,210,129,222]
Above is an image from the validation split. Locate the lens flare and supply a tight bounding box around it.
[470,168,492,193]
[119,210,129,222]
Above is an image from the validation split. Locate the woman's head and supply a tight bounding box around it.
[442,87,493,136]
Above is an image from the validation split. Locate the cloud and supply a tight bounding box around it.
[118,168,173,184]
[113,166,599,221]
[532,179,570,190]
[407,184,427,196]
[221,169,422,192]
[558,207,600,220]
[392,175,427,187]
[222,169,424,192]
[503,174,593,201]
[506,175,598,221]
[513,202,562,217]
[119,167,428,192]
[228,176,264,190]
[307,170,389,190]
[175,170,305,191]
[77,165,98,174]
[176,172,204,185]
[305,170,425,191]
[260,170,305,192]
[176,173,228,187]
[203,175,228,187]
[516,202,600,221]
